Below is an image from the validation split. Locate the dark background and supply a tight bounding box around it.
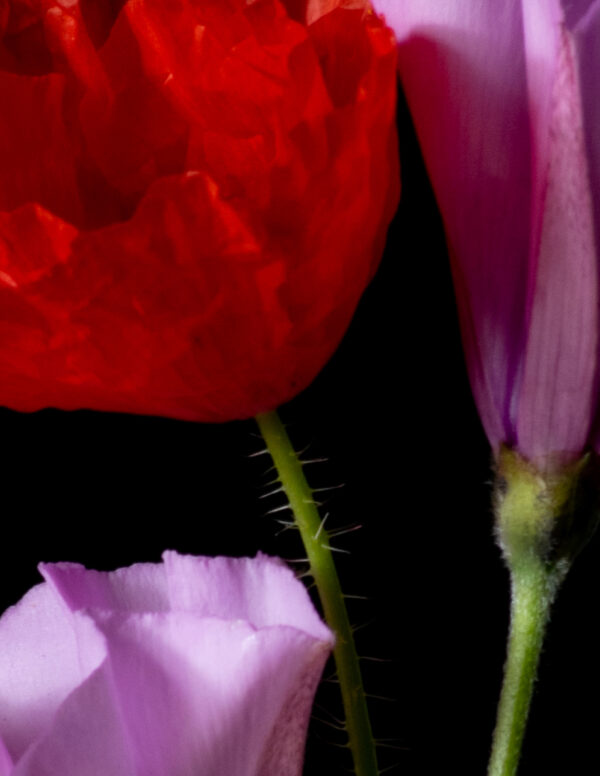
[1,88,599,775]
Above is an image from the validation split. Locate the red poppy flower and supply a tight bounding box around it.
[0,0,399,422]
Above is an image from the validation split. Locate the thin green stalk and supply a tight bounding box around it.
[487,446,598,776]
[487,556,559,776]
[256,410,378,776]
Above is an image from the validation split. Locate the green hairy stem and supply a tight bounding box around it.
[256,410,378,776]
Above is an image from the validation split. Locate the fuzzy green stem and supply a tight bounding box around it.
[256,410,378,776]
[487,556,558,776]
[487,446,599,776]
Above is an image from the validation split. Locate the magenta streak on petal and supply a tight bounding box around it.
[516,24,598,463]
[0,737,12,776]
[390,0,532,450]
[561,0,600,29]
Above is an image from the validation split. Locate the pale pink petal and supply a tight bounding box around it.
[42,552,333,642]
[0,583,103,762]
[40,560,169,613]
[15,612,331,776]
[377,0,532,450]
[516,26,598,462]
[163,551,334,641]
[13,664,137,776]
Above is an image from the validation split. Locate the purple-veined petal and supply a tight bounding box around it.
[569,1,600,452]
[516,22,599,463]
[571,0,600,243]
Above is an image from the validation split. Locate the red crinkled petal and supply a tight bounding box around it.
[0,70,82,222]
[0,0,399,421]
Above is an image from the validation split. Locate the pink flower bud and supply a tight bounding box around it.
[374,0,600,468]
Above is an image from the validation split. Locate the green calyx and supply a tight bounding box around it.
[494,446,600,575]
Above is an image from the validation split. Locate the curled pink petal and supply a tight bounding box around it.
[1,553,333,775]
[161,551,333,640]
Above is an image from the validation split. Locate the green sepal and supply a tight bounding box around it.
[494,446,600,573]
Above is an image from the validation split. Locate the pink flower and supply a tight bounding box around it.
[374,0,600,466]
[0,552,334,776]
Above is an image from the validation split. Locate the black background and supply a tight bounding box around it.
[1,87,599,775]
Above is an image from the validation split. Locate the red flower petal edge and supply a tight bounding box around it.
[0,0,399,422]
